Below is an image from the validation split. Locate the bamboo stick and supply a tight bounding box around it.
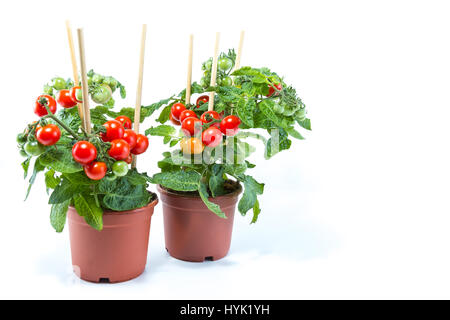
[185,34,194,105]
[132,24,147,169]
[208,32,220,111]
[76,28,91,134]
[65,20,85,129]
[233,30,245,71]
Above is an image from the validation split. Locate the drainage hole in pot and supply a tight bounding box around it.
[99,278,110,283]
[204,256,214,261]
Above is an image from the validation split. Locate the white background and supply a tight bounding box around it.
[1,0,450,299]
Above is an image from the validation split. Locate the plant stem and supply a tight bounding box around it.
[43,105,81,140]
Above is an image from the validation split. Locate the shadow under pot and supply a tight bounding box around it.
[157,184,242,262]
[67,197,158,283]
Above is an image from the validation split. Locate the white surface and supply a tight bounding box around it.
[1,0,450,299]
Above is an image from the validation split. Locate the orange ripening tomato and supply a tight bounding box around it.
[180,137,204,154]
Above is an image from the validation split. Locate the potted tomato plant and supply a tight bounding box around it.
[17,71,158,283]
[145,49,311,262]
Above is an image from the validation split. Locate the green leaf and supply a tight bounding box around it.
[39,148,83,173]
[141,97,173,119]
[45,169,60,190]
[157,105,172,124]
[73,193,103,230]
[145,125,176,137]
[99,177,151,211]
[297,117,311,131]
[126,170,149,186]
[169,139,179,147]
[236,99,255,127]
[25,159,45,200]
[63,172,98,185]
[209,164,226,197]
[238,175,264,216]
[21,157,31,179]
[265,128,292,159]
[259,99,293,129]
[50,200,70,233]
[251,199,261,224]
[48,179,84,204]
[286,127,305,140]
[198,180,227,219]
[119,84,126,99]
[150,171,201,191]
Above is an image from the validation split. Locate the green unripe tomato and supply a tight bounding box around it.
[273,103,284,114]
[19,149,28,158]
[218,57,233,71]
[200,76,209,88]
[203,59,212,71]
[16,133,27,145]
[92,84,112,104]
[43,84,54,95]
[92,73,104,83]
[24,141,45,156]
[103,76,118,92]
[220,76,232,86]
[112,161,129,177]
[52,77,66,90]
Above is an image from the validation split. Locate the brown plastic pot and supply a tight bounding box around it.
[67,198,158,283]
[157,184,242,262]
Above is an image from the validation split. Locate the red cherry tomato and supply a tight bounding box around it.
[220,115,241,136]
[108,139,130,160]
[170,113,181,126]
[34,95,57,117]
[123,129,137,149]
[72,141,98,165]
[115,115,132,129]
[267,83,282,97]
[56,89,77,108]
[102,120,125,142]
[179,109,198,123]
[196,95,209,108]
[171,103,186,121]
[202,126,223,148]
[200,110,221,128]
[131,134,149,155]
[84,161,107,180]
[35,124,61,146]
[181,117,203,137]
[125,154,133,164]
[70,86,82,103]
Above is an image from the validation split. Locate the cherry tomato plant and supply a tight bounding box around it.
[144,49,311,223]
[17,73,155,232]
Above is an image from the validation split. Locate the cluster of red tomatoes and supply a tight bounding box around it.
[170,95,241,154]
[72,115,149,180]
[34,86,82,118]
[32,87,83,146]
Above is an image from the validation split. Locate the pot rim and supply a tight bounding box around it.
[157,183,242,200]
[69,196,158,216]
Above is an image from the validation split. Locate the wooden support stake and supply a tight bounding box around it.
[185,34,194,105]
[77,28,91,134]
[233,30,245,71]
[65,20,85,129]
[132,24,147,169]
[208,32,220,111]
